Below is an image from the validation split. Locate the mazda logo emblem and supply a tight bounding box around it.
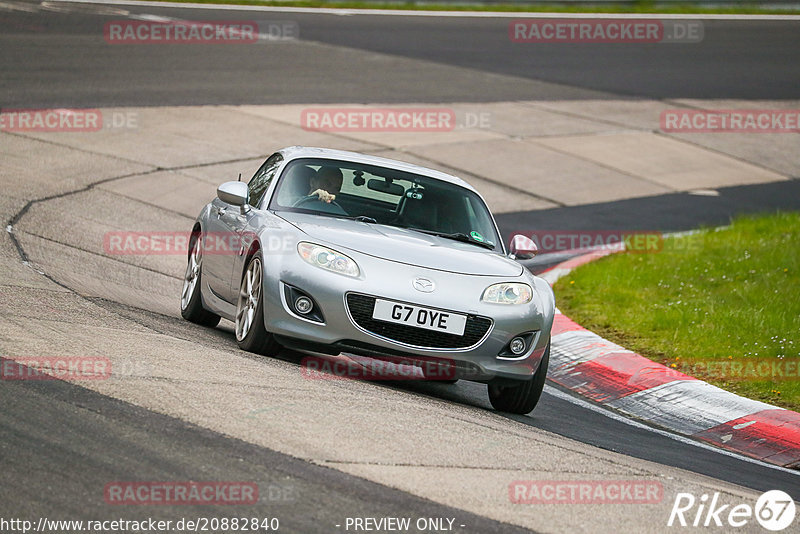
[412,277,435,292]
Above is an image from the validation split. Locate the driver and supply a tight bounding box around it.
[308,166,343,204]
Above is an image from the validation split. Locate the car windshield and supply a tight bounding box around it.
[269,157,501,251]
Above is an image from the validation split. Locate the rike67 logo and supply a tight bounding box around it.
[668,490,795,531]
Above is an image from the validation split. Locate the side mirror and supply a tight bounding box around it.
[509,234,538,260]
[217,181,249,210]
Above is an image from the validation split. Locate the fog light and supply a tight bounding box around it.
[509,337,526,355]
[295,297,313,314]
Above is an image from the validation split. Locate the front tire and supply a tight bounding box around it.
[180,232,221,327]
[488,341,550,415]
[235,252,281,355]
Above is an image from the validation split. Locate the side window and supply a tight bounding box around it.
[248,153,283,208]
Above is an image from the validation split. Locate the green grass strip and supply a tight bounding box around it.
[553,212,800,411]
[133,0,800,15]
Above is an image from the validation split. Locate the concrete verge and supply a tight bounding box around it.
[539,250,800,469]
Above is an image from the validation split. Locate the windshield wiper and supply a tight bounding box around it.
[349,215,378,224]
[274,209,377,224]
[302,211,378,224]
[409,229,495,250]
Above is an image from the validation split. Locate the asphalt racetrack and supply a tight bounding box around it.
[1,2,799,533]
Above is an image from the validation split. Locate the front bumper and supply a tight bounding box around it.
[261,247,554,382]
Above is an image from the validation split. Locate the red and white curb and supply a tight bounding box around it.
[539,250,800,469]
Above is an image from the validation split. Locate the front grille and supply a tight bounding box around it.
[345,293,492,349]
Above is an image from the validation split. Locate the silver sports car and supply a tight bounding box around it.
[181,146,554,414]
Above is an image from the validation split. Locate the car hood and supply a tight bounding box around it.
[275,211,523,277]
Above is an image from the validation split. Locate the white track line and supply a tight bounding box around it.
[48,0,800,19]
[543,384,800,476]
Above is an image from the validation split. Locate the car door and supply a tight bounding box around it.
[202,193,241,302]
[225,153,283,301]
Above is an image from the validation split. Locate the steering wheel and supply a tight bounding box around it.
[292,195,348,216]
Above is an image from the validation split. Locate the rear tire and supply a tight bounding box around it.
[488,341,549,415]
[235,252,281,355]
[180,232,221,327]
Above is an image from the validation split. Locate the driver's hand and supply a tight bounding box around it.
[310,189,336,203]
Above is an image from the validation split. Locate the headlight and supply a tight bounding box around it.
[297,242,360,277]
[482,283,532,305]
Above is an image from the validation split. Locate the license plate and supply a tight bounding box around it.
[372,299,467,336]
